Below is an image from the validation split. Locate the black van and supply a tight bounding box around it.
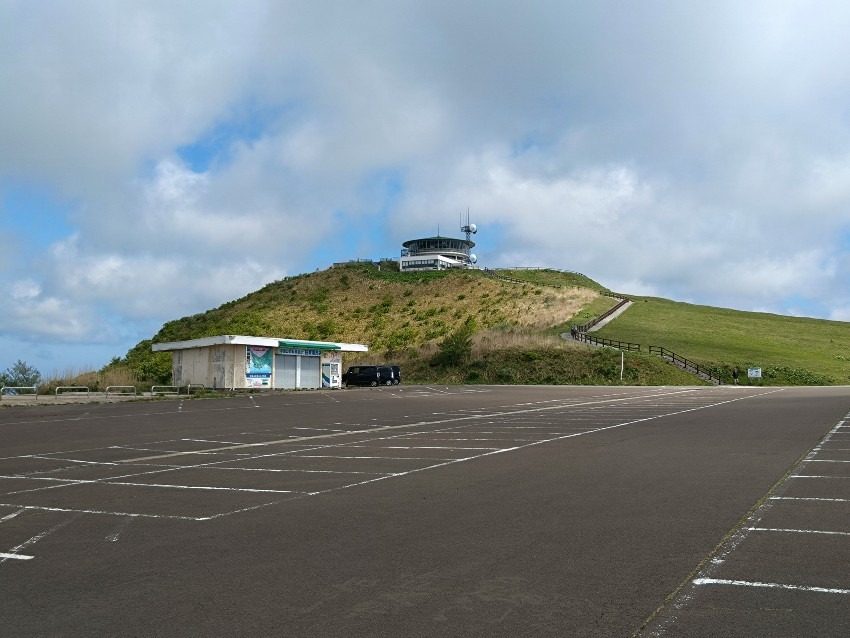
[342,365,400,387]
[385,365,401,385]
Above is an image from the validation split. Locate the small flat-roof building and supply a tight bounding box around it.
[152,335,367,390]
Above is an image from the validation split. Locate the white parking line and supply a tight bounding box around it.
[339,445,504,451]
[748,527,850,536]
[0,503,212,521]
[771,496,850,502]
[0,552,33,560]
[641,411,850,635]
[1,515,79,564]
[2,388,781,529]
[693,578,850,595]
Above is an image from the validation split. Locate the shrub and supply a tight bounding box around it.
[432,317,477,367]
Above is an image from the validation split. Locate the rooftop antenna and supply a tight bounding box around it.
[460,207,477,243]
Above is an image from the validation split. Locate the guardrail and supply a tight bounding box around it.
[575,333,642,352]
[0,385,39,401]
[649,346,720,384]
[105,386,137,397]
[186,384,205,394]
[55,386,90,397]
[150,385,180,396]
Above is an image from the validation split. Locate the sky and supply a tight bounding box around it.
[2,0,850,375]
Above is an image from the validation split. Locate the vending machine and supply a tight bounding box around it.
[321,352,342,388]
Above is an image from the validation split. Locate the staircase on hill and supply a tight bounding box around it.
[564,297,722,385]
[483,267,722,385]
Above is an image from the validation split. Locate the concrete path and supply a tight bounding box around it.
[588,299,633,332]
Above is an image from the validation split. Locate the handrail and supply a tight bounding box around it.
[55,386,89,396]
[575,333,641,352]
[577,297,631,332]
[649,346,720,384]
[105,385,137,397]
[0,385,39,401]
[150,385,180,396]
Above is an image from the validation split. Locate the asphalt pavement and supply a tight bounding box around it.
[1,384,848,636]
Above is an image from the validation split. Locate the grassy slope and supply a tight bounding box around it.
[154,265,602,351]
[115,265,848,387]
[595,297,850,385]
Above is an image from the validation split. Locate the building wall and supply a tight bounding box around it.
[170,344,344,390]
[171,345,243,389]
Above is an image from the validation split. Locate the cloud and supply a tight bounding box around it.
[2,0,850,371]
[0,286,97,341]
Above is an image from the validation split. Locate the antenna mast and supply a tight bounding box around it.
[460,208,477,243]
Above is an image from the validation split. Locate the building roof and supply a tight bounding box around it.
[152,335,368,353]
[402,235,475,249]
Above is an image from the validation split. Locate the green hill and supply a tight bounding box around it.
[595,296,850,385]
[114,263,850,387]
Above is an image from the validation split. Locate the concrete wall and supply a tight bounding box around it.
[172,345,243,389]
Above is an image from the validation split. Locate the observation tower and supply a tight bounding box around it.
[399,216,478,272]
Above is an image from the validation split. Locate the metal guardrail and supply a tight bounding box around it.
[55,386,90,397]
[105,386,137,397]
[186,384,205,394]
[649,346,720,384]
[150,385,180,396]
[0,385,39,401]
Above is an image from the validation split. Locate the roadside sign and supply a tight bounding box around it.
[748,367,762,378]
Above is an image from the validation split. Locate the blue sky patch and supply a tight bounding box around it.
[0,181,75,249]
[177,100,295,173]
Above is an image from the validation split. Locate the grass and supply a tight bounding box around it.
[493,268,610,292]
[594,297,850,385]
[36,366,141,394]
[104,262,850,387]
[153,265,603,354]
[342,329,705,386]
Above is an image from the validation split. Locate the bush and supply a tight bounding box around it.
[432,317,477,367]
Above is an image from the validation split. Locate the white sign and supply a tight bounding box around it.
[748,367,762,378]
[279,348,321,357]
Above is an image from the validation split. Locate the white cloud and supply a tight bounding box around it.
[11,279,41,300]
[831,307,850,322]
[2,0,850,371]
[0,287,97,341]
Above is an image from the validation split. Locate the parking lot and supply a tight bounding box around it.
[2,385,849,636]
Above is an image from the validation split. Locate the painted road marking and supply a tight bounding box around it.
[0,503,214,521]
[640,412,850,636]
[2,388,784,526]
[748,527,850,536]
[771,496,850,502]
[693,578,850,595]
[0,552,34,560]
[112,388,716,463]
[1,516,79,564]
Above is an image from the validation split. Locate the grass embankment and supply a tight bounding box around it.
[350,338,704,386]
[595,297,850,385]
